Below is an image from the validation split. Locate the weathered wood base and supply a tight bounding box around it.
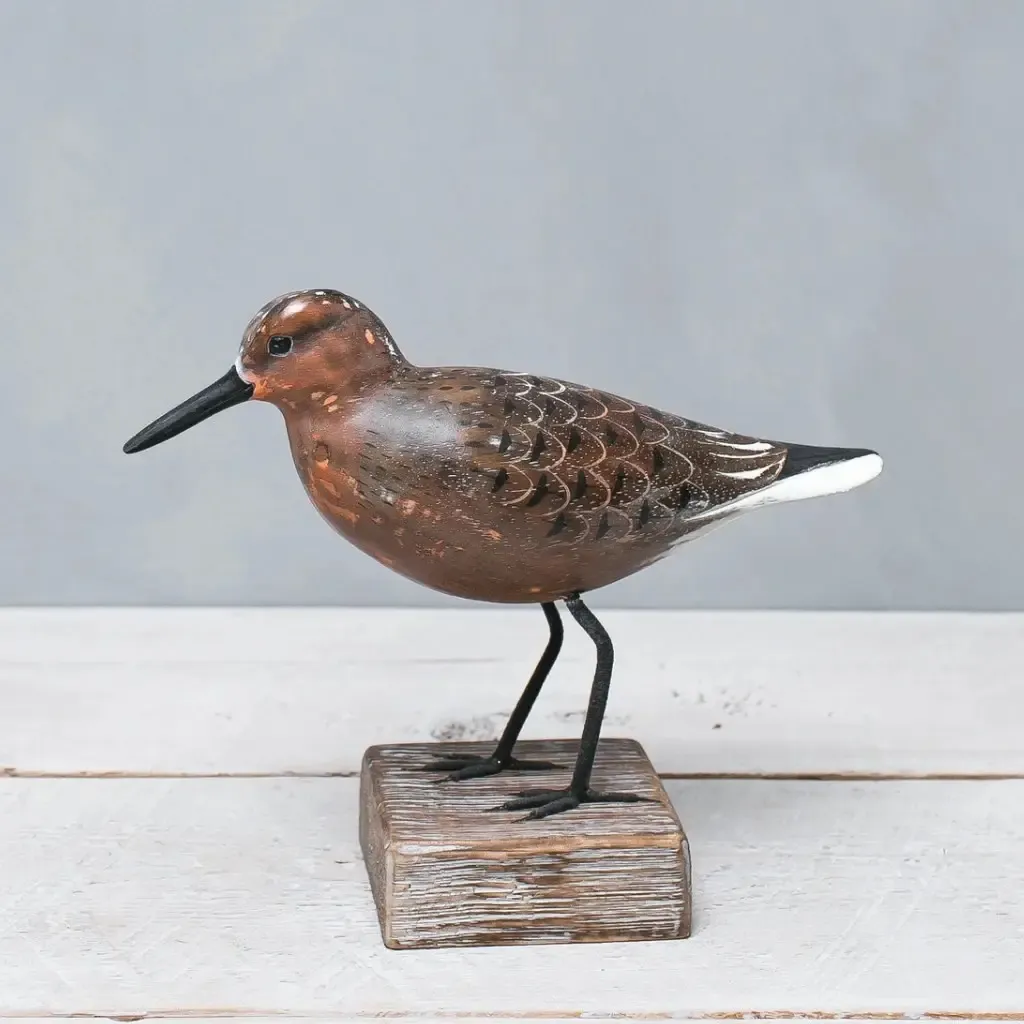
[358,737,691,949]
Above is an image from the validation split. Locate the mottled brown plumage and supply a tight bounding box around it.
[225,289,816,602]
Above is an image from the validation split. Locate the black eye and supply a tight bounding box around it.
[268,335,293,357]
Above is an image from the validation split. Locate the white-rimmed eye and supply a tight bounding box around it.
[268,335,293,357]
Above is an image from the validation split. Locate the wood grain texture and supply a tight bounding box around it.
[359,739,690,949]
[1,609,1022,776]
[2,777,1022,1016]
[2,609,1022,1018]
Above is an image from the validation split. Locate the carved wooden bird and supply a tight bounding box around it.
[124,289,882,819]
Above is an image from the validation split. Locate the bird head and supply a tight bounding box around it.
[123,289,402,454]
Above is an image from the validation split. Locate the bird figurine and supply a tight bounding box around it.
[124,288,882,820]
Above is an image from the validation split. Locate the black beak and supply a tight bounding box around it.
[123,367,255,454]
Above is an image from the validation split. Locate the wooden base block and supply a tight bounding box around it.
[358,737,691,949]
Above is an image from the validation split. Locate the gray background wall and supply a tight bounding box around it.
[1,0,1020,610]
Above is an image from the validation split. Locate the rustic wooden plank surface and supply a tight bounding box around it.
[360,739,690,948]
[1,776,1021,1016]
[1,609,1021,776]
[3,609,1021,1018]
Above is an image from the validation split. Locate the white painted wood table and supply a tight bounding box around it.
[1,609,1022,1021]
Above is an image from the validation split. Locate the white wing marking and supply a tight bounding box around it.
[650,442,696,483]
[542,429,568,469]
[585,467,614,510]
[711,439,775,451]
[717,464,776,480]
[578,391,608,420]
[620,458,653,500]
[711,451,779,460]
[494,464,536,505]
[545,470,573,514]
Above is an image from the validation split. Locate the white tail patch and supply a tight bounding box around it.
[696,451,883,521]
[763,452,882,504]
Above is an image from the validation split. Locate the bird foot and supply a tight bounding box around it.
[419,752,565,782]
[488,786,654,821]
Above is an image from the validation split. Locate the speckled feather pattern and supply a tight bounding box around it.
[124,288,878,602]
[387,366,787,545]
[296,364,786,601]
[229,289,793,601]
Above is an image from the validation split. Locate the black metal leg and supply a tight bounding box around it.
[562,592,612,793]
[488,591,652,820]
[492,601,564,761]
[420,602,566,780]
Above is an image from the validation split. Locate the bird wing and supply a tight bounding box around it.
[458,371,788,545]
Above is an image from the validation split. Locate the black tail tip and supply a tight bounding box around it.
[777,444,880,481]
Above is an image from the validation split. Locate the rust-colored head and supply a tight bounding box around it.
[123,288,403,454]
[237,289,405,404]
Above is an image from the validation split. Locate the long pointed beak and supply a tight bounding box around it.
[123,367,254,454]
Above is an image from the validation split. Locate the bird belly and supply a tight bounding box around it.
[300,463,681,601]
